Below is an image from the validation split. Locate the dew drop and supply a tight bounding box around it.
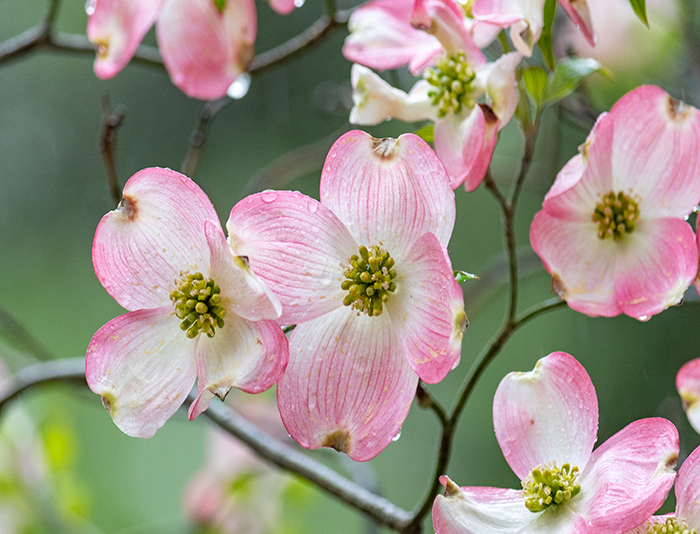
[85,0,96,14]
[227,72,251,100]
[392,429,402,442]
[261,190,278,203]
[638,315,649,321]
[294,0,305,7]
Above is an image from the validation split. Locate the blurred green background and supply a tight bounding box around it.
[1,0,700,532]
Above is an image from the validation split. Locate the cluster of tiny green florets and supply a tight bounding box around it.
[645,517,697,534]
[592,191,640,240]
[341,246,397,317]
[170,272,226,339]
[521,463,581,513]
[424,53,476,118]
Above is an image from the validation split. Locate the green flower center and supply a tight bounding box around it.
[424,53,476,118]
[521,463,581,513]
[645,517,697,534]
[170,272,226,339]
[592,191,640,240]
[341,246,397,317]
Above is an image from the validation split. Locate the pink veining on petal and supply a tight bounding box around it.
[157,0,257,100]
[92,167,219,312]
[86,307,197,438]
[188,317,288,420]
[386,232,466,383]
[226,190,358,325]
[493,352,599,480]
[573,418,679,534]
[557,0,597,46]
[277,307,418,461]
[87,0,164,78]
[320,130,456,254]
[613,218,697,321]
[675,444,700,528]
[677,358,700,436]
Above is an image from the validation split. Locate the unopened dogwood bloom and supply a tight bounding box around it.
[433,351,679,534]
[86,167,288,438]
[348,0,521,191]
[472,0,597,56]
[226,130,467,461]
[622,444,700,534]
[530,86,700,320]
[86,0,258,99]
[677,358,700,436]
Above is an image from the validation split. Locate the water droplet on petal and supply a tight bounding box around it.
[638,315,649,321]
[294,0,305,7]
[261,190,278,203]
[227,72,251,100]
[85,0,96,14]
[392,429,402,442]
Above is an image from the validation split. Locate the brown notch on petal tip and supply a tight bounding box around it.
[665,452,679,472]
[371,137,400,159]
[667,95,693,122]
[115,194,137,221]
[323,429,350,454]
[444,478,462,498]
[479,103,499,125]
[101,396,112,413]
[551,273,567,299]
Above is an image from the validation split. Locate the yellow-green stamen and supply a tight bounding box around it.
[592,191,640,240]
[341,246,397,317]
[424,53,476,118]
[645,517,697,534]
[522,463,581,512]
[170,272,226,339]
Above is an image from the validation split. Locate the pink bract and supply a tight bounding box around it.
[226,131,467,461]
[622,444,700,534]
[87,0,257,99]
[433,352,679,534]
[86,167,289,438]
[530,85,700,321]
[472,0,596,57]
[677,358,700,436]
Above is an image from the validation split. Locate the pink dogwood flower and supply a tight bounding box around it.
[622,444,700,534]
[226,130,467,461]
[86,0,258,99]
[677,358,700,436]
[86,167,288,438]
[348,1,520,191]
[433,351,679,534]
[472,0,597,57]
[530,86,700,320]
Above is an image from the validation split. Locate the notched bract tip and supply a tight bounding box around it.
[666,95,693,123]
[371,137,400,159]
[323,429,350,454]
[114,194,137,221]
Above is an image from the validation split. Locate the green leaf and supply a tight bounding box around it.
[454,270,480,283]
[543,58,604,104]
[414,124,434,143]
[213,0,226,12]
[629,0,649,27]
[522,66,548,105]
[538,0,557,71]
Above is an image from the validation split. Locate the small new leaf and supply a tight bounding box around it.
[523,66,548,106]
[629,0,648,27]
[414,124,434,143]
[538,0,557,71]
[213,0,227,12]
[454,270,480,283]
[543,58,605,104]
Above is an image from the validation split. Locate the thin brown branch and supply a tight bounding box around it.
[415,382,448,428]
[0,358,413,533]
[100,94,126,207]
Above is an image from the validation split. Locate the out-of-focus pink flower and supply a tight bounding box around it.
[473,0,596,57]
[530,85,700,321]
[347,0,521,191]
[622,444,700,534]
[677,358,700,435]
[226,130,467,461]
[433,351,679,534]
[86,0,263,99]
[86,167,289,438]
[184,396,291,534]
